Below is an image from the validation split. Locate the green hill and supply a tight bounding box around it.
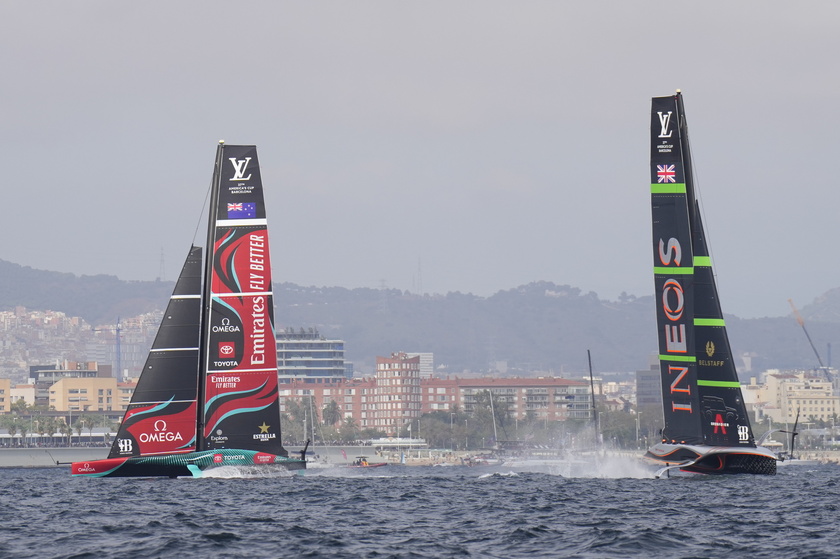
[2,259,838,375]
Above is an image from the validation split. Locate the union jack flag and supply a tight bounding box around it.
[657,165,676,183]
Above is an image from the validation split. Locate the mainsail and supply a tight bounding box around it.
[200,144,287,457]
[649,92,772,475]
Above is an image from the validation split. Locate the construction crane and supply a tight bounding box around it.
[788,299,824,368]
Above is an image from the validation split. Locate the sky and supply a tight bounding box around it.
[2,2,839,319]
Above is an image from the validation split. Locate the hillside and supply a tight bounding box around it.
[1,259,838,375]
[0,260,174,325]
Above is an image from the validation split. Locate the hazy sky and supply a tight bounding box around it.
[2,2,838,319]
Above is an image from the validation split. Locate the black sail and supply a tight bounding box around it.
[650,92,755,448]
[692,205,755,446]
[108,247,202,458]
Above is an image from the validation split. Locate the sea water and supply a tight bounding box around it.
[1,461,838,558]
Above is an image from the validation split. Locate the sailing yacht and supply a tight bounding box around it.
[645,92,776,476]
[71,143,307,477]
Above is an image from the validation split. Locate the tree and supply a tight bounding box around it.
[80,415,99,442]
[10,399,29,414]
[43,416,60,446]
[35,415,49,445]
[338,417,360,442]
[322,400,342,427]
[18,419,29,447]
[598,411,637,448]
[472,390,511,443]
[58,419,73,446]
[1,416,20,446]
[285,399,305,423]
[281,398,312,444]
[73,418,84,443]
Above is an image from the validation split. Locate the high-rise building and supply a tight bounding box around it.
[635,356,663,412]
[374,352,422,436]
[406,352,434,378]
[276,327,349,384]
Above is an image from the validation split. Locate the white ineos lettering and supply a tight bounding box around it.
[658,238,682,266]
[662,279,685,322]
[229,157,252,181]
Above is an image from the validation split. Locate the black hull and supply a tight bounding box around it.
[646,443,777,476]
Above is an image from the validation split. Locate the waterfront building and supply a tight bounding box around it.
[49,376,119,412]
[278,370,593,436]
[447,377,593,421]
[373,352,422,435]
[278,377,378,429]
[277,327,349,384]
[48,376,135,413]
[751,370,840,425]
[29,361,113,408]
[10,384,35,407]
[0,378,9,412]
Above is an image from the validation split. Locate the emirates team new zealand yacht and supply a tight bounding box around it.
[71,143,307,477]
[646,92,776,476]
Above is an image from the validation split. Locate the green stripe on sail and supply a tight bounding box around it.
[651,183,687,194]
[694,318,725,327]
[697,380,741,388]
[693,256,712,267]
[654,267,693,275]
[659,355,696,363]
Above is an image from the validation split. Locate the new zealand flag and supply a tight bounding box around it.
[227,202,256,219]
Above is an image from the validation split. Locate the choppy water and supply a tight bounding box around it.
[1,460,838,558]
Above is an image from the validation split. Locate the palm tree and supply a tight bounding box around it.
[80,415,99,444]
[18,419,29,448]
[58,419,73,447]
[0,415,20,447]
[43,416,60,446]
[35,415,50,446]
[322,400,342,427]
[73,418,84,444]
